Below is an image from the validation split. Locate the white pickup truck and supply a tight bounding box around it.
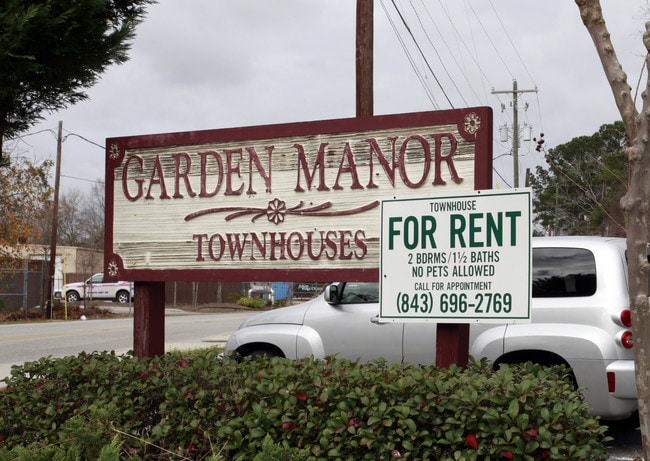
[62,273,134,304]
[224,236,639,424]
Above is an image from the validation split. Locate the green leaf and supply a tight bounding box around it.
[507,399,519,420]
[404,418,417,432]
[327,448,341,457]
[250,427,266,438]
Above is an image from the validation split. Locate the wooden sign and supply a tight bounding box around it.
[104,108,492,282]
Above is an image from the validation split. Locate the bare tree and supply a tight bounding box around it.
[78,182,105,249]
[56,189,87,247]
[36,182,105,250]
[576,0,650,457]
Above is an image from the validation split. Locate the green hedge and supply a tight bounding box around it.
[236,296,267,309]
[0,351,610,460]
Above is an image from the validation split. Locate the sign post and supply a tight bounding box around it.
[380,189,532,366]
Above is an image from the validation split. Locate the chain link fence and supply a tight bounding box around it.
[0,260,47,316]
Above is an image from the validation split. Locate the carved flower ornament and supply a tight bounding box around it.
[464,112,481,135]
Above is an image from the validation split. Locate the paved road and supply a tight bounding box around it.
[0,307,256,383]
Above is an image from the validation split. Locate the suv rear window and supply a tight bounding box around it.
[532,248,597,298]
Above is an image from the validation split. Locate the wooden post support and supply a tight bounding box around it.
[133,281,165,358]
[435,323,469,368]
[356,0,373,117]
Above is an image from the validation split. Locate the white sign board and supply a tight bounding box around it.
[380,189,531,323]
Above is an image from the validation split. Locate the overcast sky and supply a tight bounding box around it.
[7,1,650,195]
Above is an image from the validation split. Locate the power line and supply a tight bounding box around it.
[431,0,513,115]
[465,1,515,79]
[389,0,455,108]
[407,0,469,106]
[13,126,105,150]
[492,167,512,188]
[488,0,536,86]
[62,131,105,150]
[60,174,104,185]
[11,128,58,140]
[433,0,495,89]
[415,0,482,106]
[378,0,440,108]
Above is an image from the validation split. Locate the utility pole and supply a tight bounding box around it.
[492,80,537,187]
[46,120,62,318]
[356,0,373,117]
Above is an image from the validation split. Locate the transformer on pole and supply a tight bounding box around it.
[492,80,537,187]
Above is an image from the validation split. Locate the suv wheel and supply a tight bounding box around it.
[66,291,80,303]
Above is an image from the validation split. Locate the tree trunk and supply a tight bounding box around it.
[0,117,5,162]
[624,142,650,457]
[623,44,650,455]
[576,1,650,457]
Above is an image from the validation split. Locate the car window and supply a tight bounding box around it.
[339,282,379,303]
[89,274,104,284]
[532,248,596,298]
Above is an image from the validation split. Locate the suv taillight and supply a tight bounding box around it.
[620,309,632,327]
[620,330,634,349]
[612,309,632,327]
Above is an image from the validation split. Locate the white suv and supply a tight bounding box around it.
[224,236,639,422]
[62,273,134,304]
